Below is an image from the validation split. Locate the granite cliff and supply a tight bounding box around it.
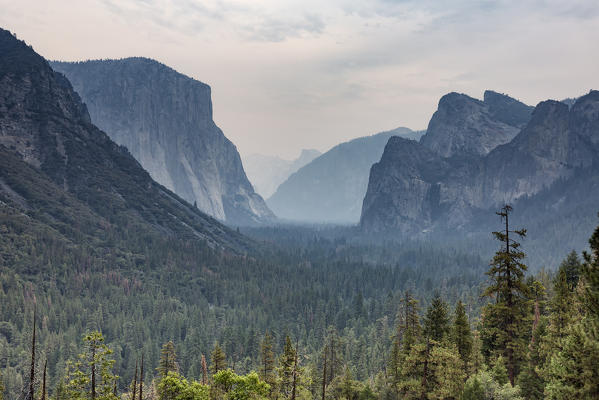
[360,90,599,252]
[420,90,532,158]
[51,58,274,226]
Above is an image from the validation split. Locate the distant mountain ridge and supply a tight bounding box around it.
[360,90,599,262]
[243,149,321,198]
[0,28,250,251]
[268,127,424,223]
[51,58,274,226]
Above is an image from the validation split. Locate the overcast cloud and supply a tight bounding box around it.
[1,0,598,158]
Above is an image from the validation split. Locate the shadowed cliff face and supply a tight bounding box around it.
[0,28,251,251]
[361,90,599,237]
[51,58,274,226]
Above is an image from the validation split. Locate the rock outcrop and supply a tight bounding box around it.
[420,91,532,158]
[51,58,274,226]
[360,91,599,239]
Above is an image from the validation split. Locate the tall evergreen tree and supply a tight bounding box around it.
[278,335,296,398]
[482,205,529,386]
[259,332,276,388]
[210,343,227,375]
[423,294,450,343]
[451,301,473,375]
[65,331,118,400]
[398,291,421,353]
[157,342,178,378]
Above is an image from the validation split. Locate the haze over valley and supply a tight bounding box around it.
[1,2,599,399]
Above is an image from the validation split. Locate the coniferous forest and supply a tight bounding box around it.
[1,206,599,400]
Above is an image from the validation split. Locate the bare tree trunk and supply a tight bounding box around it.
[27,309,36,400]
[321,347,327,400]
[91,343,96,400]
[132,360,138,400]
[41,359,47,400]
[139,354,144,400]
[291,342,298,400]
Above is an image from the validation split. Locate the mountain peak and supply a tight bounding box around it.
[420,91,528,158]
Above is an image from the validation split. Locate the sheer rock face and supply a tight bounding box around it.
[360,91,599,234]
[51,58,274,226]
[0,28,250,250]
[420,91,533,158]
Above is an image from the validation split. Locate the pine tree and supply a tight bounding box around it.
[157,342,178,378]
[427,343,466,400]
[210,343,227,375]
[278,335,296,398]
[451,301,473,376]
[549,253,582,343]
[579,220,599,396]
[388,338,402,398]
[65,331,118,400]
[545,220,599,399]
[259,332,276,388]
[324,326,343,385]
[482,205,529,386]
[398,291,421,353]
[423,293,450,343]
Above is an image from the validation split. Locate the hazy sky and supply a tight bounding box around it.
[1,0,598,158]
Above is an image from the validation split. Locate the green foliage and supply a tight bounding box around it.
[423,293,450,342]
[481,205,530,385]
[210,343,227,376]
[451,301,473,375]
[158,341,179,378]
[461,376,484,400]
[64,331,118,400]
[213,369,269,400]
[463,370,523,400]
[277,336,296,398]
[259,332,276,389]
[158,371,209,400]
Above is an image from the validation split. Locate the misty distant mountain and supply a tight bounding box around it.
[51,58,274,226]
[243,149,321,198]
[267,127,423,223]
[0,28,250,251]
[361,90,599,265]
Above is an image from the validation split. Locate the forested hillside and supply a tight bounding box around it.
[2,207,599,399]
